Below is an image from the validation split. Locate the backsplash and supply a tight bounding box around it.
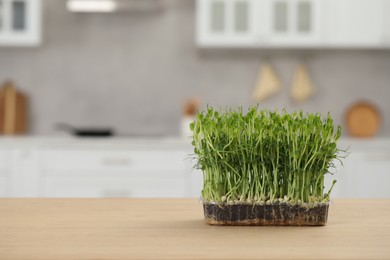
[0,0,389,136]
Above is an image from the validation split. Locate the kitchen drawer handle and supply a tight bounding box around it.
[101,158,132,166]
[102,190,131,197]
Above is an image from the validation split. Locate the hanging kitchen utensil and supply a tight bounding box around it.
[345,101,381,137]
[252,63,282,101]
[291,63,315,102]
[0,81,28,135]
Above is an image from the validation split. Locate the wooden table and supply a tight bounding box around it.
[0,199,389,260]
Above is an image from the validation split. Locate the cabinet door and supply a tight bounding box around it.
[266,0,323,47]
[328,143,390,199]
[41,148,196,198]
[324,158,350,199]
[43,173,189,198]
[7,149,41,197]
[0,176,6,196]
[349,151,390,198]
[383,0,390,47]
[0,0,41,46]
[197,0,257,47]
[324,0,384,47]
[0,149,6,196]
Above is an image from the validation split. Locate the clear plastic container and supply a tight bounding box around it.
[203,201,330,226]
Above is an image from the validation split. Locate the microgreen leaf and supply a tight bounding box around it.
[191,106,346,205]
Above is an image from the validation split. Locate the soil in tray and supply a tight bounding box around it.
[203,203,329,226]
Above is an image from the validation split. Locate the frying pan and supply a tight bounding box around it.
[56,123,113,137]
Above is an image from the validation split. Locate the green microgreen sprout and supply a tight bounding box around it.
[190,106,346,207]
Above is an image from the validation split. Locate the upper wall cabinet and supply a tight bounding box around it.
[0,0,41,46]
[384,0,390,46]
[196,0,258,47]
[324,0,385,48]
[260,0,323,47]
[196,0,390,48]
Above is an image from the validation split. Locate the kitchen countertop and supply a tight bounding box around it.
[0,136,389,149]
[0,199,389,260]
[0,136,194,149]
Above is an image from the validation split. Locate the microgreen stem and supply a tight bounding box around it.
[191,106,345,205]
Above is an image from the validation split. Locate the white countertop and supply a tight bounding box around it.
[0,136,388,150]
[0,136,193,149]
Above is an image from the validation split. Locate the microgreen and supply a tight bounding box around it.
[190,106,345,206]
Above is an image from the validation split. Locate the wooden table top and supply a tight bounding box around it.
[0,199,389,260]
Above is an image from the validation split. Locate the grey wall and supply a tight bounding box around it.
[1,0,390,136]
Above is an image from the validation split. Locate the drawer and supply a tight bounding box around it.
[43,150,187,172]
[44,169,186,180]
[43,175,189,198]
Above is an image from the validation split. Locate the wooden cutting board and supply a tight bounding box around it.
[345,101,381,137]
[0,81,28,135]
[290,63,315,103]
[252,63,281,101]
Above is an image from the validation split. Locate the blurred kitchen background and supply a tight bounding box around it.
[0,0,389,198]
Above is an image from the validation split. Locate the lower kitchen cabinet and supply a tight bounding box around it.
[346,151,390,198]
[0,177,6,196]
[0,149,10,196]
[0,138,203,198]
[324,139,390,198]
[8,149,42,197]
[38,148,202,198]
[43,176,189,198]
[0,138,388,198]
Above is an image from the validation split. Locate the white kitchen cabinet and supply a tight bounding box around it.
[324,0,384,48]
[0,138,203,198]
[325,139,390,199]
[0,0,41,46]
[0,138,389,199]
[40,148,195,198]
[270,0,324,47]
[324,159,347,199]
[8,149,41,197]
[42,149,186,172]
[383,0,390,47]
[197,0,390,48]
[197,0,323,47]
[197,0,259,47]
[347,151,390,198]
[44,176,189,198]
[0,177,6,196]
[0,150,8,196]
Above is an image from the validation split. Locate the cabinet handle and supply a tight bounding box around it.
[102,190,131,197]
[100,158,131,166]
